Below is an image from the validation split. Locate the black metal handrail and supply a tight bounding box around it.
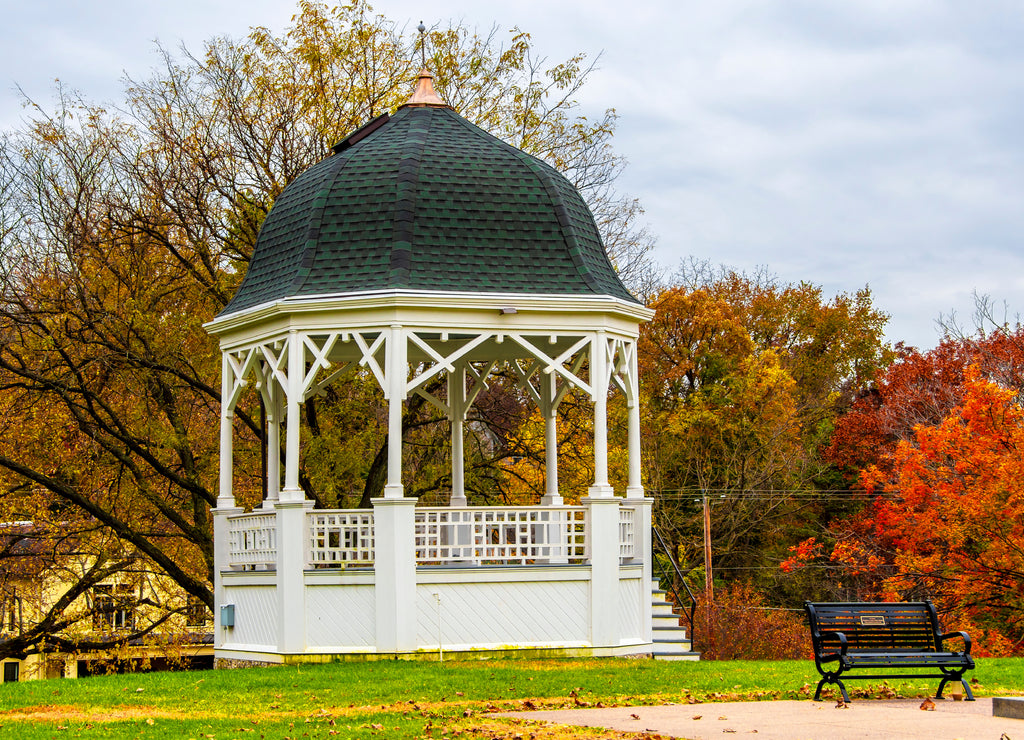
[652,525,698,651]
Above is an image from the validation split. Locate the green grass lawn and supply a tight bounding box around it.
[1,657,1021,739]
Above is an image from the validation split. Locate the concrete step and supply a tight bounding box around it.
[652,651,701,661]
[651,584,697,661]
[653,617,683,632]
[653,625,688,639]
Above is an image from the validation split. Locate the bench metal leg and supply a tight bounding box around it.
[814,676,850,703]
[937,675,975,702]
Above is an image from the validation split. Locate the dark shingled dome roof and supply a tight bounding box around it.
[221,99,639,316]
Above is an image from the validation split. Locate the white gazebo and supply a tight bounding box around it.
[205,71,668,664]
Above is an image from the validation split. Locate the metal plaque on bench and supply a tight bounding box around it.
[859,615,886,626]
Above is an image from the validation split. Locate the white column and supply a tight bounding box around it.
[449,363,467,507]
[635,496,655,644]
[214,351,241,656]
[281,331,305,503]
[218,352,236,509]
[212,503,241,654]
[540,372,562,506]
[582,496,621,650]
[625,340,644,500]
[589,331,613,497]
[372,496,418,653]
[275,498,314,655]
[538,372,566,563]
[263,369,282,509]
[384,325,406,499]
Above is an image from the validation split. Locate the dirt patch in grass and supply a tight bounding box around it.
[0,704,184,723]
[424,717,671,739]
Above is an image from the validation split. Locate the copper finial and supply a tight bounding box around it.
[404,22,448,108]
[404,68,447,107]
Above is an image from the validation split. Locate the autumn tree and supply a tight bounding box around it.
[787,326,1024,652]
[642,264,890,603]
[0,1,651,661]
[831,370,1024,653]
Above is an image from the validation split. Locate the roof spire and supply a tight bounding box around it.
[403,21,448,108]
[418,21,427,68]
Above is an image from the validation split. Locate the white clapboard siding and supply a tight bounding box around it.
[616,576,644,643]
[305,584,376,649]
[223,585,279,649]
[415,580,589,649]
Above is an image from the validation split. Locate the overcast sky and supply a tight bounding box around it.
[2,1,1022,350]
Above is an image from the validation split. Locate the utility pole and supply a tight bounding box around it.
[702,493,713,604]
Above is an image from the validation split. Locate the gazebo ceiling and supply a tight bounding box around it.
[219,71,639,320]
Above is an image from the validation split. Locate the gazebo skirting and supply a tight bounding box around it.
[212,498,653,664]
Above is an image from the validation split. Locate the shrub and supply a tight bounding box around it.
[694,582,811,660]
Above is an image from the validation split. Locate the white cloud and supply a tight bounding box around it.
[2,0,1023,349]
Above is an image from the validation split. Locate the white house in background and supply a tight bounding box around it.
[204,69,689,665]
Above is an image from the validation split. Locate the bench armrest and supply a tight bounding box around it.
[815,630,849,662]
[939,630,972,655]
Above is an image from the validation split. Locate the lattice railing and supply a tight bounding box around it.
[308,511,375,566]
[414,507,588,565]
[618,505,636,559]
[227,511,278,567]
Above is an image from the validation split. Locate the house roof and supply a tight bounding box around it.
[219,74,639,318]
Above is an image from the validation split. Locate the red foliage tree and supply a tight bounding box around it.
[816,329,1024,653]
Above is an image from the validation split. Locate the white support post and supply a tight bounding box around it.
[281,331,305,503]
[625,339,644,500]
[540,372,562,506]
[620,338,651,643]
[589,331,613,498]
[449,363,467,507]
[538,372,566,563]
[263,367,282,509]
[372,497,417,653]
[218,353,236,509]
[583,496,621,649]
[214,351,242,656]
[212,504,241,654]
[384,325,406,499]
[275,498,314,655]
[632,496,654,644]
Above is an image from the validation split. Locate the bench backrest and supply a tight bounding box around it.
[805,601,941,653]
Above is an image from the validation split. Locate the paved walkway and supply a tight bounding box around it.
[499,697,1020,739]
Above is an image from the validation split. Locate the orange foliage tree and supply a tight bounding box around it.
[837,371,1024,652]
[801,329,1024,652]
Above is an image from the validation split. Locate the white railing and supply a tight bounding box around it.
[618,505,636,559]
[227,511,278,568]
[308,510,374,566]
[414,507,587,565]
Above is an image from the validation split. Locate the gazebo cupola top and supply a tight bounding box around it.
[218,68,640,320]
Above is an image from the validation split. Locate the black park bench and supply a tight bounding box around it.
[804,601,975,702]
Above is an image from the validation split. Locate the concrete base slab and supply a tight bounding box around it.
[993,696,1024,719]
